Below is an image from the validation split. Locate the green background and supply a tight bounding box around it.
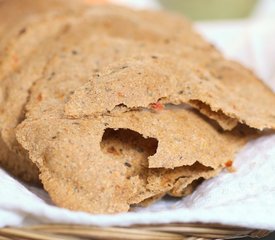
[159,0,258,20]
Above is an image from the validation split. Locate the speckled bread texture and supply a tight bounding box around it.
[0,2,273,213]
[64,19,275,131]
[64,55,241,132]
[0,0,84,78]
[0,0,86,183]
[0,3,161,183]
[14,7,250,213]
[137,10,275,131]
[17,107,246,213]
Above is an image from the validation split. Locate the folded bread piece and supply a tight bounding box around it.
[129,8,275,131]
[17,107,245,213]
[65,42,275,132]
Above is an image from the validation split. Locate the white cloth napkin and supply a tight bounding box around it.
[1,0,275,230]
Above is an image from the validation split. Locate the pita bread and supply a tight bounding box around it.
[65,53,275,131]
[0,13,86,182]
[17,107,244,213]
[0,3,269,214]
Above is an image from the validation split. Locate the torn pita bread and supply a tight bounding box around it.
[16,107,244,213]
[0,4,253,182]
[7,5,255,212]
[0,3,269,214]
[0,9,136,182]
[129,8,275,130]
[65,53,275,131]
[67,6,275,132]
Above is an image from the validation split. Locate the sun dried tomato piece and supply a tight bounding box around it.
[150,102,164,111]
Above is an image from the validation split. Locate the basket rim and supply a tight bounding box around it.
[0,222,271,240]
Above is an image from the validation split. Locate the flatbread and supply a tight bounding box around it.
[66,50,275,131]
[17,107,244,213]
[134,8,275,130]
[0,3,93,182]
[0,3,269,214]
[0,0,85,80]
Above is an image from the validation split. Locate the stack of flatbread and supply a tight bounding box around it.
[0,0,275,214]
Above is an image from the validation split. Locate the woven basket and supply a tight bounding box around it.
[0,223,270,239]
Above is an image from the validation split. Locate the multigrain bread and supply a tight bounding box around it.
[0,0,86,183]
[66,34,275,131]
[16,108,246,213]
[0,1,274,213]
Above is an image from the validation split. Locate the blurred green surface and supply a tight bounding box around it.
[159,0,258,20]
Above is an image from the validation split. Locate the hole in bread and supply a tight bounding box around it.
[100,128,158,177]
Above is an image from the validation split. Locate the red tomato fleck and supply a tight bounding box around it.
[150,102,164,111]
[225,160,233,167]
